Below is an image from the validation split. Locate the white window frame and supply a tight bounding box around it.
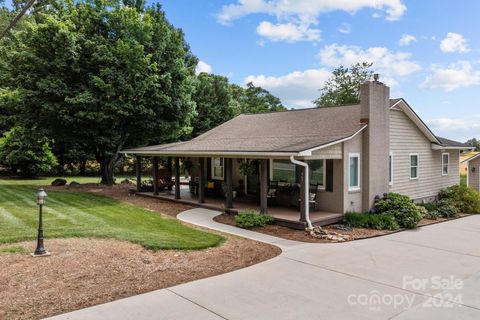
[410,153,419,180]
[348,153,361,191]
[442,153,450,176]
[389,152,393,186]
[211,157,224,180]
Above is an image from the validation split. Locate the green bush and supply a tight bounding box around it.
[343,212,400,231]
[419,199,459,219]
[416,205,429,218]
[234,210,275,229]
[374,193,422,229]
[438,185,480,214]
[436,199,459,218]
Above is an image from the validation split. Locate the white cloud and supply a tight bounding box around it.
[195,61,213,75]
[427,118,478,131]
[217,0,406,43]
[317,43,421,86]
[421,61,480,92]
[338,23,352,34]
[256,21,321,42]
[217,0,406,24]
[440,32,470,53]
[426,117,480,141]
[245,68,331,107]
[399,34,416,46]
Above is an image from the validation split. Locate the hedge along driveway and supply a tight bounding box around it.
[0,180,223,250]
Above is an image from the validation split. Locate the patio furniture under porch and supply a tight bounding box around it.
[136,189,343,229]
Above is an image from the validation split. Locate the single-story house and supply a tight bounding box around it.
[462,153,480,192]
[461,151,479,174]
[121,79,472,229]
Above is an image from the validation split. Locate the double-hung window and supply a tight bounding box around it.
[212,157,224,180]
[348,153,360,191]
[410,154,419,179]
[442,153,450,176]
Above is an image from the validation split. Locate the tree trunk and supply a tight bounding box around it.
[98,156,116,186]
[79,160,86,175]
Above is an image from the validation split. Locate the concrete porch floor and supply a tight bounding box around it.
[136,188,343,229]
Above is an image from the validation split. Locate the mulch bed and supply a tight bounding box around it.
[0,238,280,320]
[214,213,473,243]
[0,183,281,320]
[213,214,391,243]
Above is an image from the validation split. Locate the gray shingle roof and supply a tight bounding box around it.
[122,99,468,155]
[124,104,366,154]
[436,137,471,148]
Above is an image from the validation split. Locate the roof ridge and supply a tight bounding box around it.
[241,104,360,116]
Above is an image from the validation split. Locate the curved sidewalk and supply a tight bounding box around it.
[177,208,308,251]
[48,210,480,320]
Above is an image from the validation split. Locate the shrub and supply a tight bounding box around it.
[234,210,275,229]
[438,185,480,214]
[374,193,423,229]
[416,205,429,218]
[436,199,459,218]
[343,212,400,231]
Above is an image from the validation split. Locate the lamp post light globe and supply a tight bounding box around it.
[32,188,50,257]
[37,189,47,205]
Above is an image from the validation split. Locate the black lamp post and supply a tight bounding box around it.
[32,188,50,257]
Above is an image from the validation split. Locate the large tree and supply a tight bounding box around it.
[0,126,58,177]
[189,78,286,138]
[1,0,197,184]
[314,62,373,107]
[190,73,235,137]
[233,82,285,114]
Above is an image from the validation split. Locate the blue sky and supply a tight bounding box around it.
[158,0,480,142]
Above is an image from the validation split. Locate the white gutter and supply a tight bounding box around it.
[289,156,313,229]
[298,125,367,157]
[120,150,298,158]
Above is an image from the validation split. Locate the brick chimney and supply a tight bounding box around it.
[360,76,390,211]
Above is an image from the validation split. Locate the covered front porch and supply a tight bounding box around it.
[137,189,343,229]
[133,154,345,229]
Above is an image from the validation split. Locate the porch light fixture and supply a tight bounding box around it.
[32,188,50,257]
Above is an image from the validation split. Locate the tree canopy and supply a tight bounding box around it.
[190,76,285,138]
[235,82,286,114]
[1,0,197,184]
[190,73,235,137]
[314,62,373,107]
[0,0,287,181]
[466,138,480,151]
[0,126,58,177]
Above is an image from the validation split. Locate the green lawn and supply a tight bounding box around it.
[0,178,223,250]
[461,174,467,187]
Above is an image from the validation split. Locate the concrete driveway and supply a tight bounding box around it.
[48,209,480,320]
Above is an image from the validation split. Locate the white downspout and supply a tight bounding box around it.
[290,156,313,229]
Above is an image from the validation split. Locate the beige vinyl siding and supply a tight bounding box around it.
[467,158,480,191]
[311,143,343,159]
[316,159,344,213]
[389,109,460,200]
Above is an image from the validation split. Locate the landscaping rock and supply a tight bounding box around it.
[306,226,351,242]
[51,178,67,186]
[68,181,81,188]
